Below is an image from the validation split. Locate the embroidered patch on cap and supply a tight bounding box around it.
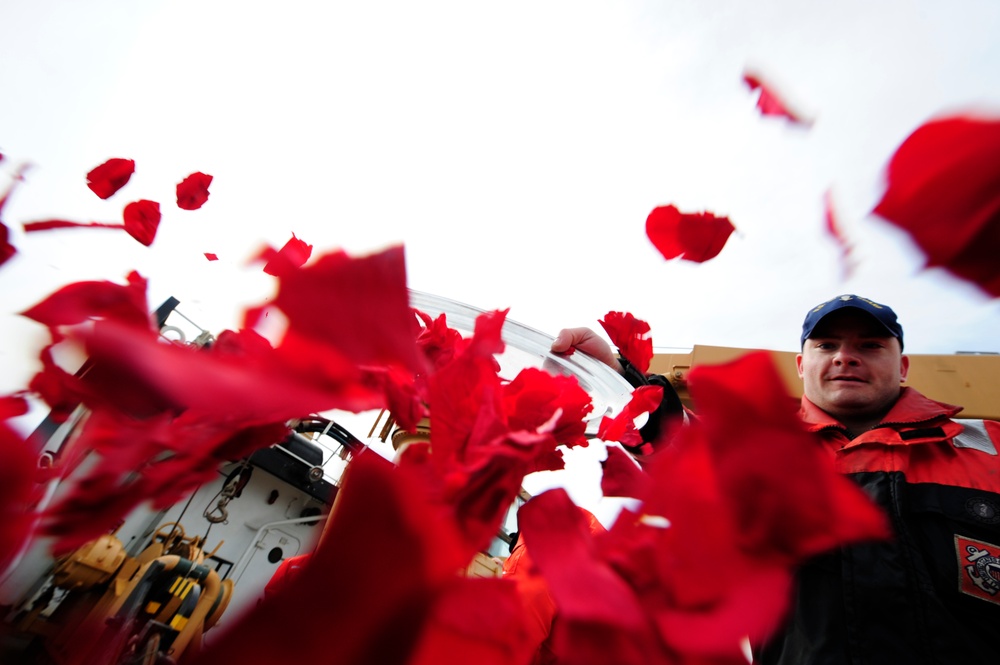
[956,535,1000,605]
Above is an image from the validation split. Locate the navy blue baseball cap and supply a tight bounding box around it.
[801,295,904,349]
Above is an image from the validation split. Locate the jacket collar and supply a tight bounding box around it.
[799,387,963,433]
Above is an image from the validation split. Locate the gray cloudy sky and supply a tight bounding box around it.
[2,0,1000,410]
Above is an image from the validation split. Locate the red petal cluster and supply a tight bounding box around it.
[21,246,434,547]
[596,384,663,448]
[873,114,1000,296]
[86,158,135,199]
[176,171,213,210]
[188,452,534,665]
[646,204,735,263]
[742,72,811,126]
[516,352,887,664]
[599,311,653,373]
[122,199,161,246]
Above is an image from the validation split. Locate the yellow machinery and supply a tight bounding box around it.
[12,522,233,665]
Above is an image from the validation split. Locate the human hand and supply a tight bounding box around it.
[551,327,622,373]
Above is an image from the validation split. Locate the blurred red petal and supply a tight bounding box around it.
[503,367,592,450]
[743,72,811,126]
[600,444,650,499]
[86,158,134,199]
[122,199,161,246]
[0,395,29,419]
[687,351,890,561]
[23,219,124,233]
[272,245,424,374]
[0,222,15,267]
[0,423,40,572]
[873,114,1000,296]
[518,489,654,665]
[599,311,653,373]
[645,204,735,263]
[824,189,855,280]
[262,233,313,276]
[596,384,662,446]
[408,578,535,665]
[176,171,213,210]
[204,252,218,261]
[20,271,150,330]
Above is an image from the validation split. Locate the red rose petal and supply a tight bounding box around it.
[176,171,213,210]
[824,189,855,280]
[122,199,161,246]
[86,158,135,199]
[645,204,735,263]
[743,71,812,126]
[599,311,653,374]
[261,233,313,277]
[873,114,1000,296]
[23,219,125,233]
[204,252,219,261]
[600,444,650,499]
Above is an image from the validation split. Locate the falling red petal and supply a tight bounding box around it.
[262,233,313,277]
[742,71,812,126]
[0,423,39,572]
[600,444,650,499]
[686,351,890,561]
[176,171,213,210]
[86,158,135,199]
[0,222,15,268]
[873,114,1000,297]
[599,311,653,374]
[823,190,855,280]
[122,200,161,246]
[23,219,125,233]
[645,204,735,263]
[204,252,219,261]
[20,271,150,331]
[272,245,424,374]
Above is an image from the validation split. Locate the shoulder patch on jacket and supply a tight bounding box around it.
[956,535,1000,605]
[953,421,998,456]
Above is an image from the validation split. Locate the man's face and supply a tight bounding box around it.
[796,309,909,424]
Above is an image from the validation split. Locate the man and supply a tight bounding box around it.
[552,294,1000,664]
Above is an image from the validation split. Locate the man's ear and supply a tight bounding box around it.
[900,355,910,383]
[796,353,804,379]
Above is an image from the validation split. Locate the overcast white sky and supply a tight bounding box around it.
[2,0,1000,408]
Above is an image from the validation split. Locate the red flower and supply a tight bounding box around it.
[122,200,161,246]
[742,71,812,126]
[873,114,1000,297]
[599,311,653,373]
[176,171,213,210]
[645,204,735,263]
[86,158,135,199]
[261,233,313,277]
